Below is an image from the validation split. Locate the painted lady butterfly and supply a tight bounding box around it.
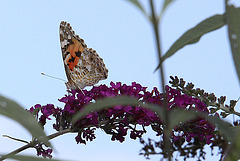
[59,21,108,90]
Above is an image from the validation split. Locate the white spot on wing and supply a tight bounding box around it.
[61,40,68,48]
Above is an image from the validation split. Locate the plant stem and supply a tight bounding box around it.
[149,1,170,161]
[149,0,165,93]
[0,142,34,161]
[0,128,72,160]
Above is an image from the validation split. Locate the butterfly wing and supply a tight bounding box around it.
[59,21,108,90]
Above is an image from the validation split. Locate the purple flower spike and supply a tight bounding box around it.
[29,82,215,159]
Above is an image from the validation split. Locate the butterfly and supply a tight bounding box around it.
[59,21,108,91]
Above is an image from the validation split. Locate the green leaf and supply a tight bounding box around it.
[0,95,50,147]
[72,96,166,123]
[205,114,233,141]
[126,0,150,21]
[155,14,226,71]
[159,0,176,20]
[167,109,234,141]
[226,5,240,83]
[168,109,196,130]
[224,126,240,161]
[195,111,233,141]
[1,154,65,161]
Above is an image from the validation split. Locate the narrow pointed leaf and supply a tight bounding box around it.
[194,111,233,141]
[168,109,196,130]
[205,114,233,141]
[226,5,240,83]
[167,109,233,141]
[159,0,176,20]
[0,95,50,146]
[126,0,150,20]
[224,126,240,161]
[72,96,166,123]
[155,14,226,71]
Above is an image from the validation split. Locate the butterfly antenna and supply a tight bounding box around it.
[78,87,86,96]
[41,73,66,82]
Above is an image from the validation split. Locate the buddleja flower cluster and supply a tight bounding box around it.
[29,81,220,159]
